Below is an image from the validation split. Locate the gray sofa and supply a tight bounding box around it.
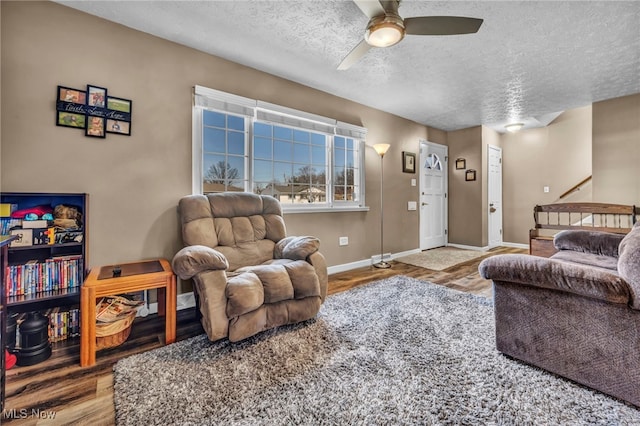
[479,221,640,407]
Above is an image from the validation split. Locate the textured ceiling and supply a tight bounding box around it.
[56,1,640,132]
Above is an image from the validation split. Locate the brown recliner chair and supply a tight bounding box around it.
[172,192,328,342]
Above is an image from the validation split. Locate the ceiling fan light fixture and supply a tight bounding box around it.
[505,122,524,133]
[365,15,405,47]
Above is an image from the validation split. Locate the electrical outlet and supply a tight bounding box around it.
[544,186,550,193]
[339,236,349,246]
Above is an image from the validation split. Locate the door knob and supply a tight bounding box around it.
[422,202,428,206]
[490,207,496,213]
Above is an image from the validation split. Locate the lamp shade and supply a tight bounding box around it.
[373,143,391,156]
[365,15,405,47]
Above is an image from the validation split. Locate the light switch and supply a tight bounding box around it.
[544,186,550,193]
[408,201,417,211]
[411,179,416,187]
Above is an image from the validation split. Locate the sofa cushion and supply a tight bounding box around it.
[554,230,624,257]
[178,195,218,248]
[283,261,320,299]
[245,264,295,304]
[551,250,619,272]
[479,254,630,305]
[274,236,320,260]
[226,272,264,318]
[172,245,229,280]
[618,222,640,309]
[233,261,321,307]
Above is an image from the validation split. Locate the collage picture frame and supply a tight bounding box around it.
[56,84,132,138]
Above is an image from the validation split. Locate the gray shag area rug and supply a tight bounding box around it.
[113,276,640,425]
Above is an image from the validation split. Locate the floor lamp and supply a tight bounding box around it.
[373,143,391,269]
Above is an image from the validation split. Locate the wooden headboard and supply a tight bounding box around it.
[529,202,639,257]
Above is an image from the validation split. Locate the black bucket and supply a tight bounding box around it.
[17,312,52,366]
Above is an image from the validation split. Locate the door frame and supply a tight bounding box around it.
[487,144,503,248]
[419,139,448,250]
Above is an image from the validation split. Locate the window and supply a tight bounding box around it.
[333,136,361,202]
[253,122,329,205]
[193,85,367,211]
[202,110,247,193]
[425,153,443,171]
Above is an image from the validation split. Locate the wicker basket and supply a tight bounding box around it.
[96,310,136,350]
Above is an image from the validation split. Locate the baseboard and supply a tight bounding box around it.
[500,242,529,249]
[138,291,197,317]
[446,243,489,252]
[392,248,422,259]
[328,248,421,275]
[447,242,529,251]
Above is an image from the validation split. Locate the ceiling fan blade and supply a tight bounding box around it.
[404,16,483,36]
[337,39,372,70]
[352,0,386,19]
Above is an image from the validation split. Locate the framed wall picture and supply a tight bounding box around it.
[465,169,477,181]
[106,119,131,136]
[456,158,466,170]
[86,116,106,138]
[57,111,86,129]
[57,86,87,105]
[107,96,132,113]
[106,96,132,136]
[402,151,416,173]
[87,85,107,108]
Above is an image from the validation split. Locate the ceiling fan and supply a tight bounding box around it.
[338,0,483,70]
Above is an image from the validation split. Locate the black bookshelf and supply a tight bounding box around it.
[1,193,88,375]
[1,234,18,412]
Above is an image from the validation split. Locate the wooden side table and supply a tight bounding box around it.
[80,258,176,367]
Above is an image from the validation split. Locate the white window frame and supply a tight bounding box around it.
[192,85,369,213]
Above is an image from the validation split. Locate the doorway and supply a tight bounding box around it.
[488,145,503,247]
[419,140,448,250]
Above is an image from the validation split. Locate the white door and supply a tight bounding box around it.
[420,141,448,250]
[488,145,503,247]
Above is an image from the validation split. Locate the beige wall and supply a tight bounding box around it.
[2,2,637,286]
[447,106,592,248]
[501,106,592,244]
[0,1,437,288]
[447,126,484,246]
[0,2,3,194]
[592,93,640,204]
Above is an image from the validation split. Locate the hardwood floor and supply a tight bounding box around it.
[2,246,524,425]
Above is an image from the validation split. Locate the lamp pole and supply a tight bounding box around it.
[373,144,391,269]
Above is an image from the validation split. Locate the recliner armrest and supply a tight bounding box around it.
[172,245,229,280]
[274,236,320,260]
[553,230,625,257]
[479,254,631,305]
